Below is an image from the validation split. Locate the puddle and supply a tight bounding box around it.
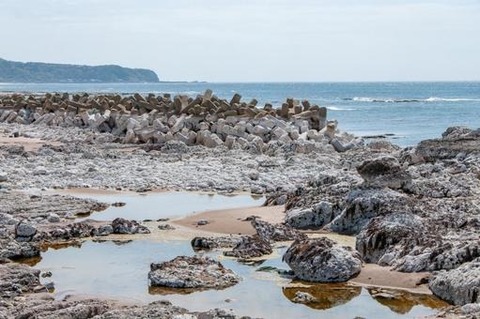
[52,190,264,221]
[31,240,447,319]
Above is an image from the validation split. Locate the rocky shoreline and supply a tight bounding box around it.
[1,91,479,318]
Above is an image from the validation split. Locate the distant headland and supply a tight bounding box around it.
[0,58,159,83]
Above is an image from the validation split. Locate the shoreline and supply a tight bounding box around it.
[1,90,479,318]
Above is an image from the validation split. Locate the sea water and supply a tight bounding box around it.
[1,82,479,146]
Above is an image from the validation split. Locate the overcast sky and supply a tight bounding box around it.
[0,0,479,82]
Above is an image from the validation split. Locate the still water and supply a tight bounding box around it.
[27,191,447,318]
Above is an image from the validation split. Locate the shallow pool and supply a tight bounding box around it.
[27,191,447,318]
[31,240,446,319]
[54,190,264,221]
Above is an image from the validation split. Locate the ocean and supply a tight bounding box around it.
[1,82,479,147]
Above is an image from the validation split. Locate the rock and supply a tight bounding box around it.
[429,257,480,305]
[196,219,209,226]
[0,172,7,182]
[355,213,425,265]
[157,224,175,230]
[33,167,48,176]
[111,218,150,234]
[0,237,40,260]
[325,188,411,235]
[283,237,362,283]
[47,213,60,223]
[15,221,37,239]
[251,218,307,242]
[416,126,480,162]
[357,156,411,190]
[191,236,241,250]
[95,224,114,236]
[0,263,41,297]
[148,256,240,289]
[224,235,273,259]
[285,201,335,229]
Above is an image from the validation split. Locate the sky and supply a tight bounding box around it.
[0,0,479,82]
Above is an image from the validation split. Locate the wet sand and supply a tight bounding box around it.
[173,205,285,235]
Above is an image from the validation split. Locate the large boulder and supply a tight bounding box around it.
[415,127,480,162]
[283,237,362,283]
[356,156,412,190]
[325,188,411,235]
[429,258,480,305]
[285,201,336,229]
[148,256,240,289]
[355,213,425,265]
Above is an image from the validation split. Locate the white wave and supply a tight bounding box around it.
[352,97,376,102]
[327,106,357,111]
[425,97,480,102]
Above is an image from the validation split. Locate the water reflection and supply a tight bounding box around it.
[367,288,449,314]
[283,283,362,310]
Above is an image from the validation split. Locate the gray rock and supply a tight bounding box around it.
[283,237,362,283]
[429,257,480,305]
[356,156,412,190]
[111,218,150,234]
[0,237,40,260]
[325,188,411,235]
[149,256,240,289]
[285,201,335,229]
[15,222,37,238]
[0,172,7,182]
[251,218,307,242]
[191,236,241,251]
[224,235,273,259]
[356,213,425,264]
[0,263,41,297]
[46,213,60,223]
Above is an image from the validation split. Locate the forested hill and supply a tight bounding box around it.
[0,58,159,83]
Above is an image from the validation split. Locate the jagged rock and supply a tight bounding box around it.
[148,256,240,289]
[429,258,480,305]
[191,236,241,250]
[251,218,307,242]
[15,221,37,239]
[357,156,412,190]
[0,237,40,260]
[111,218,150,234]
[283,237,362,283]
[356,213,425,264]
[416,127,480,162]
[325,188,411,235]
[224,235,273,259]
[285,201,336,229]
[0,263,40,297]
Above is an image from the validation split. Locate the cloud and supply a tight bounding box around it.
[0,0,479,81]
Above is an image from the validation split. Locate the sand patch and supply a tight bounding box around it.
[173,205,285,235]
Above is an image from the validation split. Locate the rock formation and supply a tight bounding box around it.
[148,256,240,290]
[283,237,362,283]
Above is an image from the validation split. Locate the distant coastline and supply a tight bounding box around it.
[0,58,159,83]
